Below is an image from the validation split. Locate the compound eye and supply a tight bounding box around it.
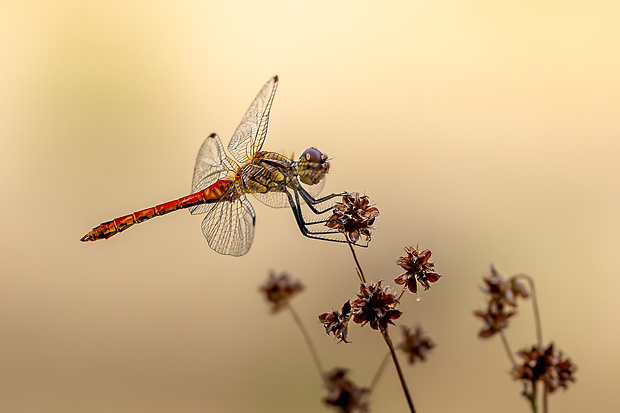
[302,148,323,163]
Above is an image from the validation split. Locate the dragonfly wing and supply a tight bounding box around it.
[200,191,256,256]
[228,76,279,164]
[251,192,289,209]
[301,176,326,199]
[190,133,238,215]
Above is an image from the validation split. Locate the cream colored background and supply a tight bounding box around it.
[1,1,618,412]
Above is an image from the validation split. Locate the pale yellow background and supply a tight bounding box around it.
[1,1,618,412]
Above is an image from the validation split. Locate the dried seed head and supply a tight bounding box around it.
[351,281,402,332]
[473,307,515,338]
[512,343,576,395]
[394,246,441,294]
[474,266,531,338]
[398,326,435,365]
[481,265,529,309]
[319,301,352,343]
[259,271,304,312]
[325,193,379,243]
[323,368,370,413]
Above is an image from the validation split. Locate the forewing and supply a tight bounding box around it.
[228,76,279,164]
[190,133,238,214]
[200,192,256,256]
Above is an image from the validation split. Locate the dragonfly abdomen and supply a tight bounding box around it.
[80,179,233,242]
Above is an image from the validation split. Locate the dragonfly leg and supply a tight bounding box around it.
[284,188,350,243]
[296,186,346,215]
[303,217,333,225]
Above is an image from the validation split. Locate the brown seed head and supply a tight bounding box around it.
[399,326,435,365]
[323,368,370,413]
[259,271,304,312]
[481,265,529,308]
[325,193,379,243]
[394,246,441,294]
[319,301,352,343]
[473,307,514,338]
[351,281,402,332]
[512,343,577,395]
[474,266,531,338]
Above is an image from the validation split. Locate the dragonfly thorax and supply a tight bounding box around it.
[239,151,296,195]
[297,147,330,186]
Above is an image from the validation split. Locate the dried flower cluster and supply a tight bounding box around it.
[473,265,528,338]
[395,247,441,294]
[319,301,352,343]
[351,281,402,332]
[325,193,379,243]
[399,326,435,365]
[259,271,304,312]
[320,245,441,344]
[323,368,369,413]
[473,308,514,338]
[261,191,447,413]
[481,265,529,307]
[319,281,403,341]
[473,266,577,410]
[512,343,576,394]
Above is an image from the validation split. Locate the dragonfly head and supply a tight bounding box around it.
[297,147,330,185]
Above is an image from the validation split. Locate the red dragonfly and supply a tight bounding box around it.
[80,76,346,256]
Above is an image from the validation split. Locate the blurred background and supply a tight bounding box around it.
[1,1,618,412]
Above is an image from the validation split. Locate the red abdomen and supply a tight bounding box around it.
[80,179,233,242]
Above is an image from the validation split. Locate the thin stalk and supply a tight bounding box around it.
[514,274,544,413]
[345,234,366,283]
[368,351,391,395]
[500,330,516,367]
[514,274,543,346]
[287,303,324,377]
[525,275,545,413]
[381,329,416,413]
[529,382,539,413]
[397,285,408,301]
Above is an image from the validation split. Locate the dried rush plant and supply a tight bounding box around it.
[473,266,576,413]
[258,194,577,412]
[259,193,440,412]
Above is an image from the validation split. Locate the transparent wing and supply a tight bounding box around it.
[252,191,289,208]
[301,176,326,199]
[228,76,279,164]
[190,133,238,215]
[250,173,325,209]
[200,190,256,256]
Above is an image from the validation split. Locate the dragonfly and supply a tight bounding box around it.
[80,76,348,256]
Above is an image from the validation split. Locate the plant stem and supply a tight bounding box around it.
[529,382,539,413]
[287,303,324,377]
[397,284,408,301]
[368,351,391,395]
[381,329,416,413]
[500,329,516,367]
[346,234,366,283]
[514,274,545,413]
[515,274,543,346]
